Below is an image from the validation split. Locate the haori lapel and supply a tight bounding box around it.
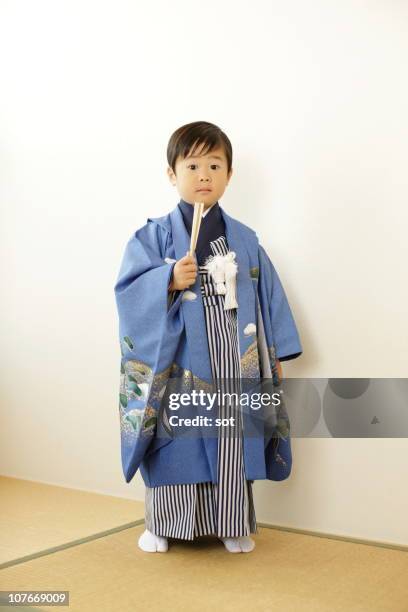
[169,204,260,381]
[220,209,259,378]
[169,206,213,383]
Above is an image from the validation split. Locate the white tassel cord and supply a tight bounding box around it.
[224,255,238,309]
[203,251,238,310]
[204,254,227,295]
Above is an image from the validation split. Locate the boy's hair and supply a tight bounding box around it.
[167,121,232,175]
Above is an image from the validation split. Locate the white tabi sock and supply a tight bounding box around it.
[219,537,242,553]
[138,528,168,553]
[237,536,256,553]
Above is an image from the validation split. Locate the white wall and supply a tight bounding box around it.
[1,1,407,546]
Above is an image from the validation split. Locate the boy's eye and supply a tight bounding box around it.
[187,164,220,170]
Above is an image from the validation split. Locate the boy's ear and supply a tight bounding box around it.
[227,167,233,183]
[167,166,177,186]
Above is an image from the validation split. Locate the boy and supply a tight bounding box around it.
[114,121,302,553]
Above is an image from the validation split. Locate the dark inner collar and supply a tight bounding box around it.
[177,198,226,265]
[178,199,221,232]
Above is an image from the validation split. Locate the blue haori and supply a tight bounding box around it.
[114,202,303,487]
[144,235,258,540]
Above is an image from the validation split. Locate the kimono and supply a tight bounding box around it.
[114,199,302,493]
[145,202,257,539]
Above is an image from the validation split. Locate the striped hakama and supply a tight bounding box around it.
[144,235,258,540]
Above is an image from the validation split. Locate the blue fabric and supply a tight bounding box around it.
[114,203,303,485]
[258,245,303,362]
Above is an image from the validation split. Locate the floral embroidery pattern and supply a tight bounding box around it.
[244,322,257,336]
[119,342,214,443]
[250,266,259,279]
[266,344,291,461]
[268,344,281,387]
[119,353,156,440]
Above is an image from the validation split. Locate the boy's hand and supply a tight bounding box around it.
[168,252,198,291]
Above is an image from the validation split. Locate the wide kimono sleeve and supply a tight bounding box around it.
[257,243,301,481]
[114,221,184,483]
[258,244,303,362]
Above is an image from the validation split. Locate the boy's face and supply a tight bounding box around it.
[167,142,233,210]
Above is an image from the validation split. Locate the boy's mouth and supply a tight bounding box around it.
[196,188,212,193]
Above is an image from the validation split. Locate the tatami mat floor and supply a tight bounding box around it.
[1,477,407,612]
[0,476,144,566]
